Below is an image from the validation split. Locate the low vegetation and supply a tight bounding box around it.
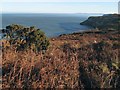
[1,24,120,88]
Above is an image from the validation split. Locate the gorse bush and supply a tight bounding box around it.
[2,24,49,53]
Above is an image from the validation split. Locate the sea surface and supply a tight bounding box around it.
[1,13,101,37]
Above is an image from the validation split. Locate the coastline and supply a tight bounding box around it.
[1,14,120,88]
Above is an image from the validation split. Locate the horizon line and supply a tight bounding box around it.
[1,12,118,14]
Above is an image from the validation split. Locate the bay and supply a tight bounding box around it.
[1,13,99,37]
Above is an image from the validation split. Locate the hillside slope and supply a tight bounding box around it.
[2,30,120,88]
[80,14,120,30]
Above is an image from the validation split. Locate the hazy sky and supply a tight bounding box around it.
[1,0,119,13]
[1,0,119,2]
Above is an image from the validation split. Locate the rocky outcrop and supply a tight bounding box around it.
[80,14,120,30]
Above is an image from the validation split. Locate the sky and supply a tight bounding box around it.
[1,0,119,2]
[1,0,119,14]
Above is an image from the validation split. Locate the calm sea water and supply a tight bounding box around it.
[1,13,99,37]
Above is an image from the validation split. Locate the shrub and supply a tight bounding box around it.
[2,24,49,53]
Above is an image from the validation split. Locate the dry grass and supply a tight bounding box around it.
[1,30,120,89]
[2,46,79,88]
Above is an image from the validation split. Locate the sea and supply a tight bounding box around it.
[1,13,102,37]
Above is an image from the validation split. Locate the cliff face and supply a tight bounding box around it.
[80,14,120,30]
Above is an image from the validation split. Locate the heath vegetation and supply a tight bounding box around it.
[1,14,120,89]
